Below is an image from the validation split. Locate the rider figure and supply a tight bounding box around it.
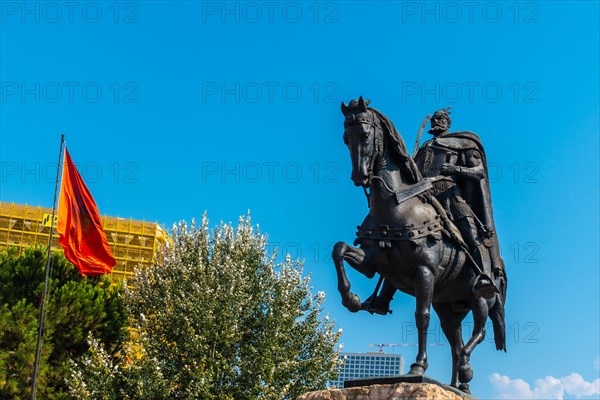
[362,108,500,315]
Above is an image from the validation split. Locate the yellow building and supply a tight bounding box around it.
[0,201,167,282]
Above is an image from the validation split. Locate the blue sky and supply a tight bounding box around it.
[1,1,598,398]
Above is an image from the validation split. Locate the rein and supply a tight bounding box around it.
[367,113,437,206]
[350,110,432,208]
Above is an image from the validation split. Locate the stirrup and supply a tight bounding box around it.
[360,295,392,315]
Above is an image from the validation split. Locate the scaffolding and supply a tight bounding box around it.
[0,201,167,283]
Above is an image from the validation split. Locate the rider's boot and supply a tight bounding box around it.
[471,244,499,299]
[361,280,396,315]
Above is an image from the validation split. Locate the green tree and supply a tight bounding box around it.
[0,247,127,399]
[69,215,341,399]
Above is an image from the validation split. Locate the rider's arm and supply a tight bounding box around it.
[441,149,485,181]
[456,149,485,181]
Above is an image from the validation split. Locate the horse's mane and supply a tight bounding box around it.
[369,107,422,183]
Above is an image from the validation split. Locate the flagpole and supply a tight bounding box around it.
[31,134,65,400]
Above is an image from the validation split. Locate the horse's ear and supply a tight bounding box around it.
[358,96,367,112]
[341,101,349,116]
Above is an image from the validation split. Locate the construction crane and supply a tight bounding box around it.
[369,343,444,353]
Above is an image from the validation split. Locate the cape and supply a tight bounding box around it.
[416,131,504,273]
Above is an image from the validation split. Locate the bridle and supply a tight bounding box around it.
[344,110,388,205]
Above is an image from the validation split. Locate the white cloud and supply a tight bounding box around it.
[490,372,600,399]
[561,373,600,398]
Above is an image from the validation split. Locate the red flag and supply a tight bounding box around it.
[57,148,116,276]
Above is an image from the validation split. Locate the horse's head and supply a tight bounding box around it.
[341,96,382,187]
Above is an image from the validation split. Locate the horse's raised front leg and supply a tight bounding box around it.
[332,241,374,313]
[458,296,489,387]
[408,266,434,376]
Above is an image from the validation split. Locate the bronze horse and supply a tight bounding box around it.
[332,97,507,393]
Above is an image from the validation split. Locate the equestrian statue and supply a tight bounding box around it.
[332,97,507,394]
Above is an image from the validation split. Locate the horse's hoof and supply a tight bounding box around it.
[458,383,471,394]
[342,294,361,313]
[408,363,426,376]
[459,364,473,383]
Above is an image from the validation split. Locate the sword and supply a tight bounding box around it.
[412,114,431,158]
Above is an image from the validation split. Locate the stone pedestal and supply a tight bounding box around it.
[298,381,475,400]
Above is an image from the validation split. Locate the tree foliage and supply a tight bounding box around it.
[69,215,341,399]
[0,247,127,399]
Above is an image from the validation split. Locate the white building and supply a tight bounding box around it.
[329,352,405,389]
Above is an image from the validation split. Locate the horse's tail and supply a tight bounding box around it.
[490,273,507,352]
